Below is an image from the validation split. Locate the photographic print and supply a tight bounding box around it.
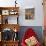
[25,8,35,20]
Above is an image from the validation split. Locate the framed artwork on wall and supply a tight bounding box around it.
[25,8,35,20]
[2,10,9,15]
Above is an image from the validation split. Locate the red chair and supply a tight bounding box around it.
[21,28,41,46]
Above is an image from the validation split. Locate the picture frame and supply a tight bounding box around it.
[9,10,18,15]
[25,8,35,20]
[2,10,9,15]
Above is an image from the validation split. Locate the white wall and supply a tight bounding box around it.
[0,0,43,26]
[19,0,44,26]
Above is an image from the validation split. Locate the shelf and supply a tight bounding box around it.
[0,7,19,10]
[0,7,19,46]
[2,40,19,43]
[1,40,19,46]
[0,24,20,32]
[0,7,19,24]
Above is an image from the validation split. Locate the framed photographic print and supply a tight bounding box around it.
[9,10,15,15]
[25,8,35,20]
[2,10,9,15]
[9,10,18,15]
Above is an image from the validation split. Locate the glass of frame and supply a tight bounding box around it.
[25,8,35,20]
[2,10,9,15]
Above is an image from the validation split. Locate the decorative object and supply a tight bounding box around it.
[21,28,41,46]
[2,10,9,15]
[25,36,38,46]
[13,32,18,41]
[25,8,35,20]
[9,10,18,15]
[1,28,13,41]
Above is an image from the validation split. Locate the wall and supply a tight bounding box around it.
[19,0,43,26]
[43,0,46,27]
[0,0,43,26]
